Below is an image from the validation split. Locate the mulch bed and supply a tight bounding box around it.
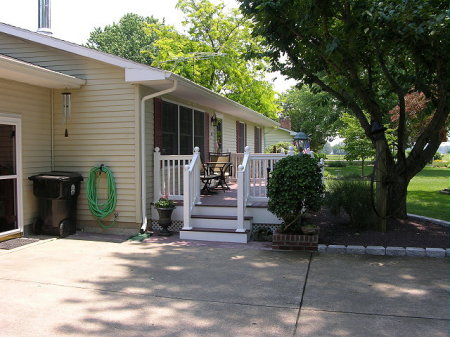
[305,209,449,249]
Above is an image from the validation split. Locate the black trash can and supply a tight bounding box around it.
[28,171,83,237]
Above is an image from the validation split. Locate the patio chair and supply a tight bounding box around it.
[208,152,232,190]
[200,158,220,194]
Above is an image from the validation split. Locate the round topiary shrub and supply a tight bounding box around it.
[267,155,324,233]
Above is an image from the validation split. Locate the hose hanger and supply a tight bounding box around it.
[86,165,118,228]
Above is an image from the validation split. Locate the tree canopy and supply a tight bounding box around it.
[86,1,279,119]
[239,0,449,218]
[86,13,161,64]
[281,86,343,151]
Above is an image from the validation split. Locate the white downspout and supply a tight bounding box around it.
[139,80,178,233]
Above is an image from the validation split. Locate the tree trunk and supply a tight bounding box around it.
[387,174,409,219]
[374,140,387,232]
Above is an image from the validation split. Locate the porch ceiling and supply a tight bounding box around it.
[128,74,279,128]
[0,55,86,89]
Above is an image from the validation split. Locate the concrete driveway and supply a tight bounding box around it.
[0,234,447,337]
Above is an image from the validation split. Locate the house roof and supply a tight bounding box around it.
[0,54,85,89]
[278,127,297,136]
[0,22,278,128]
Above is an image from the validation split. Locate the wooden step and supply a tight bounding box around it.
[180,227,250,243]
[189,214,252,230]
[191,214,252,220]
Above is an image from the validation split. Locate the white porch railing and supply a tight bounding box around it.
[230,152,244,180]
[183,147,201,230]
[154,147,192,200]
[236,146,295,231]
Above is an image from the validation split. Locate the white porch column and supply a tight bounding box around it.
[153,147,161,202]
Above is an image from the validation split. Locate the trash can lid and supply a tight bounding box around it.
[28,171,83,181]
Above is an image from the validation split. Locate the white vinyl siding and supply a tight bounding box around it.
[0,78,51,227]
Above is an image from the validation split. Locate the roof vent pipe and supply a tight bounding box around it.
[37,0,52,35]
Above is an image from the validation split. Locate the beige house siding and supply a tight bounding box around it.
[264,128,294,151]
[0,78,52,226]
[0,34,141,229]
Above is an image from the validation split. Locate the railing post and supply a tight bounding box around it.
[287,146,294,156]
[237,164,245,232]
[236,146,250,233]
[319,158,325,185]
[154,147,161,201]
[183,164,192,230]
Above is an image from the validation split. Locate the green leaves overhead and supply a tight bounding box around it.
[146,0,279,118]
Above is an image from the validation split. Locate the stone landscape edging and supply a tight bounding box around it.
[407,213,450,227]
[318,244,449,258]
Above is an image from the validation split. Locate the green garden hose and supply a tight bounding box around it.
[87,165,117,228]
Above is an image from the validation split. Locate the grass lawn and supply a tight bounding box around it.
[407,167,448,221]
[324,165,449,221]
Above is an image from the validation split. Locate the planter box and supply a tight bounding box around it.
[272,230,319,251]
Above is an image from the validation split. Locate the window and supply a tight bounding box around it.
[159,100,206,155]
[236,121,247,153]
[254,126,262,153]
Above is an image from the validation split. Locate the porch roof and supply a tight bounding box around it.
[0,54,85,89]
[128,74,279,128]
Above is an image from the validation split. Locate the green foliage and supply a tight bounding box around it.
[144,0,279,118]
[326,161,347,168]
[433,152,443,160]
[339,113,375,176]
[281,86,344,151]
[152,197,176,209]
[267,155,324,232]
[314,152,327,160]
[264,141,294,154]
[325,180,375,230]
[239,0,450,217]
[86,13,161,64]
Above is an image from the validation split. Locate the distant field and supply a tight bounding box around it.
[325,154,346,160]
[324,165,448,221]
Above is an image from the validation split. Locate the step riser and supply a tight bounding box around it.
[190,218,252,230]
[193,206,236,217]
[180,230,250,243]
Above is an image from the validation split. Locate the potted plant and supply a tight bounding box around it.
[267,155,324,250]
[152,197,176,236]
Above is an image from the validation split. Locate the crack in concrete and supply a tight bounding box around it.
[301,307,449,322]
[292,252,313,337]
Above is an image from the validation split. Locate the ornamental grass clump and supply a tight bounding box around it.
[267,155,324,233]
[325,179,375,230]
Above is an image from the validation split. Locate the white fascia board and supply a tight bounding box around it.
[0,55,85,89]
[278,127,296,136]
[0,23,166,75]
[125,67,170,82]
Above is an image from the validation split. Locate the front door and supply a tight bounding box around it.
[0,116,22,240]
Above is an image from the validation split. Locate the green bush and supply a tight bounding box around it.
[314,152,327,160]
[325,179,375,230]
[327,160,347,167]
[433,152,443,160]
[267,155,324,233]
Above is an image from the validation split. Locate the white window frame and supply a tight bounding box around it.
[0,114,23,238]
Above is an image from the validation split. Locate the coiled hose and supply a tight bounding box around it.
[86,165,117,228]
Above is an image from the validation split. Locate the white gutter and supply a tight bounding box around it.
[139,80,178,233]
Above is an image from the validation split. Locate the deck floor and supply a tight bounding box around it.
[179,182,268,207]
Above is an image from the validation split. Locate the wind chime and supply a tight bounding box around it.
[61,92,71,137]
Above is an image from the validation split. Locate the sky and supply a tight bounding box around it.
[0,0,297,93]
